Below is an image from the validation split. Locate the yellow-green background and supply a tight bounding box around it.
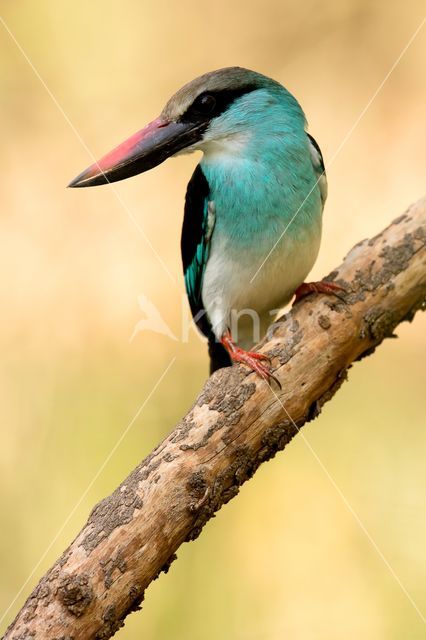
[1,1,425,638]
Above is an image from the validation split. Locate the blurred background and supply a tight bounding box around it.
[1,1,425,638]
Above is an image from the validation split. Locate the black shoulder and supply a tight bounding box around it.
[181,164,214,339]
[181,164,210,272]
[307,133,325,173]
[307,133,327,205]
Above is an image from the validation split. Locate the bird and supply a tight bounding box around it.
[69,67,341,383]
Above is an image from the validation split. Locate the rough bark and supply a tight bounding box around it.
[4,197,426,640]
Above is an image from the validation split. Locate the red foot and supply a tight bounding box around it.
[221,331,281,388]
[293,280,346,304]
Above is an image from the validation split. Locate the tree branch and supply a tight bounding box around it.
[5,197,426,640]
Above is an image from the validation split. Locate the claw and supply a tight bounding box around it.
[220,331,281,388]
[293,280,347,305]
[246,351,271,363]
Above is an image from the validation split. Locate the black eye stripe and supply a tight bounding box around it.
[180,86,257,123]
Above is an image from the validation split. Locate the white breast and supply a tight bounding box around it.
[202,216,322,348]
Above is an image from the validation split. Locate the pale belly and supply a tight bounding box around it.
[202,217,322,348]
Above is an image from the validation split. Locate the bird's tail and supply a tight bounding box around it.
[208,338,232,374]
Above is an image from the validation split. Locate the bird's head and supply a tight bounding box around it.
[68,67,305,188]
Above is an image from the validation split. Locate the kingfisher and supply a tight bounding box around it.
[69,67,340,383]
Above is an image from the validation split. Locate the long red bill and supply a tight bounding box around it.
[68,117,206,188]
